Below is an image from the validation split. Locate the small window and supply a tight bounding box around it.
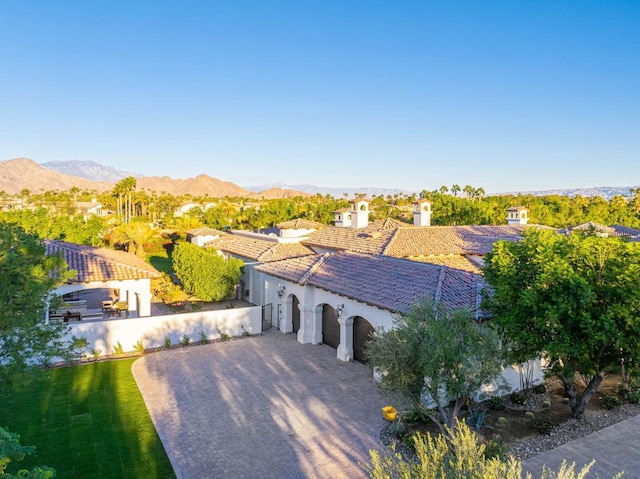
[360,204,366,211]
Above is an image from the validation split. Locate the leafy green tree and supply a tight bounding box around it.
[482,229,640,418]
[0,426,55,478]
[0,223,76,386]
[365,420,603,479]
[172,243,243,301]
[364,300,505,434]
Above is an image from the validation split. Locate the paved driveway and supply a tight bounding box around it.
[132,331,388,479]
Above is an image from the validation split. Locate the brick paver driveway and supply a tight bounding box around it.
[132,331,388,479]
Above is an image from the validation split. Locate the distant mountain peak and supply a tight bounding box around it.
[41,160,142,183]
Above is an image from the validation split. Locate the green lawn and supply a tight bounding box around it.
[1,359,175,479]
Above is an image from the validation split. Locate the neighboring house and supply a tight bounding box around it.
[186,227,226,247]
[74,200,107,219]
[45,240,161,319]
[174,202,217,217]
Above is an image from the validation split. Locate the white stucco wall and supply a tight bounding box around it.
[62,306,262,357]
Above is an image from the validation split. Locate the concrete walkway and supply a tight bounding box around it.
[132,331,388,479]
[523,415,640,478]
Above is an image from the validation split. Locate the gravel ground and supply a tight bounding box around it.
[380,402,640,463]
[507,403,640,461]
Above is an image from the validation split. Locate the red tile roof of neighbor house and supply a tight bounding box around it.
[186,227,226,236]
[256,251,485,315]
[44,240,161,283]
[206,234,316,262]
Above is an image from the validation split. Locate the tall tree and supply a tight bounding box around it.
[0,222,76,386]
[482,229,640,418]
[172,243,243,301]
[451,184,461,197]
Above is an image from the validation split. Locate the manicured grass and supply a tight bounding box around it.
[1,359,175,479]
[147,252,172,273]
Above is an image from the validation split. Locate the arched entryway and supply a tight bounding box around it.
[353,316,374,364]
[291,295,300,334]
[321,304,340,349]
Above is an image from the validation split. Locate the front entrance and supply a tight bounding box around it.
[353,316,374,364]
[321,305,340,349]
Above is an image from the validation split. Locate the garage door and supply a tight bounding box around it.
[322,305,340,350]
[292,296,300,334]
[353,316,374,364]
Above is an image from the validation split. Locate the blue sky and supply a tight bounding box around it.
[1,1,638,194]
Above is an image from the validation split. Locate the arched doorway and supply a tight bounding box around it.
[291,295,300,334]
[353,316,374,364]
[321,304,340,349]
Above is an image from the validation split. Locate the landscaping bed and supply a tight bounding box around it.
[381,375,640,462]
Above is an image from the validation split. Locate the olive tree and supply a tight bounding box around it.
[482,229,640,418]
[365,300,505,434]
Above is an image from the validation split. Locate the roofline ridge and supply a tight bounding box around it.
[300,253,331,285]
[381,228,402,255]
[434,264,447,306]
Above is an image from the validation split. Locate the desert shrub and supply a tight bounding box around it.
[112,341,125,356]
[486,395,506,411]
[524,411,535,420]
[387,419,407,439]
[133,340,145,354]
[484,436,506,459]
[199,330,208,345]
[600,392,622,410]
[532,383,547,394]
[509,391,527,405]
[90,348,102,360]
[180,335,191,346]
[402,406,432,425]
[531,415,554,435]
[217,328,231,341]
[164,336,172,349]
[466,409,490,431]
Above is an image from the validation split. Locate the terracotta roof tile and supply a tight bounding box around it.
[187,227,226,236]
[408,255,483,274]
[257,252,484,315]
[207,235,316,262]
[276,218,326,230]
[44,240,160,283]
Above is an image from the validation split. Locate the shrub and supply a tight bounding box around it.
[484,436,506,459]
[217,328,231,341]
[387,419,407,438]
[532,383,547,394]
[600,392,622,410]
[199,330,208,345]
[542,400,551,408]
[496,416,508,426]
[531,415,554,435]
[466,409,490,431]
[113,341,125,356]
[524,411,535,420]
[164,336,171,349]
[180,335,191,346]
[486,395,506,411]
[133,340,145,354]
[90,348,102,360]
[509,391,527,406]
[402,406,432,425]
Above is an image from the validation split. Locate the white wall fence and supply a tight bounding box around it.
[63,306,262,357]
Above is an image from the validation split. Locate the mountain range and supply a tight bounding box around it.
[0,158,635,200]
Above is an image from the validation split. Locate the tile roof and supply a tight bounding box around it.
[206,234,316,262]
[187,227,226,236]
[44,240,161,283]
[276,218,326,230]
[303,220,399,254]
[610,225,640,237]
[256,251,485,315]
[408,255,483,274]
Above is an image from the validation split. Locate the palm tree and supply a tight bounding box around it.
[439,185,449,195]
[451,184,461,197]
[463,185,474,200]
[110,221,155,257]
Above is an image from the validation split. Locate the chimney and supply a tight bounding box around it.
[413,199,432,227]
[507,206,529,225]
